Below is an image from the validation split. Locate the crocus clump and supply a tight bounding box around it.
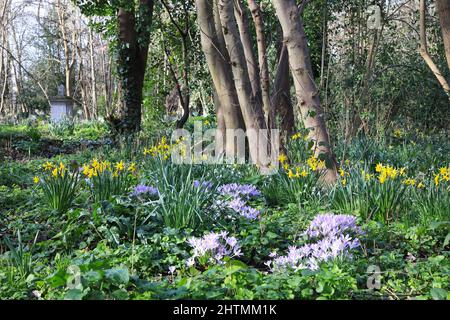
[304,213,361,239]
[226,198,261,220]
[218,183,261,200]
[267,214,361,272]
[186,231,242,267]
[131,184,159,197]
[216,183,262,220]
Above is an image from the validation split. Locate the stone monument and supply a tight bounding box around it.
[50,84,74,122]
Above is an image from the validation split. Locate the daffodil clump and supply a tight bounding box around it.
[143,137,172,160]
[82,159,137,202]
[334,162,449,224]
[264,154,322,206]
[278,154,325,178]
[375,163,405,184]
[434,166,449,187]
[34,161,80,213]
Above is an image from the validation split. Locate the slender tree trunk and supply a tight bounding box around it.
[88,27,98,118]
[437,0,450,71]
[272,44,294,139]
[234,0,261,103]
[273,0,337,184]
[419,0,450,97]
[195,0,245,155]
[217,0,267,166]
[247,0,272,128]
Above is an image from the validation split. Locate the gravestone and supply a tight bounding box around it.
[50,84,74,122]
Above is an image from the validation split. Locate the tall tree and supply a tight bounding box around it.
[195,0,245,156]
[76,0,155,133]
[273,0,337,184]
[116,0,154,133]
[419,0,450,97]
[436,0,450,71]
[247,0,272,128]
[217,0,267,166]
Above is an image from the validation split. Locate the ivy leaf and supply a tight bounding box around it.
[430,288,447,300]
[105,268,130,285]
[64,289,86,300]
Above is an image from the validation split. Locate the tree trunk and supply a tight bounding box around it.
[89,27,98,118]
[272,44,294,139]
[419,0,450,97]
[217,0,267,166]
[273,0,337,184]
[114,0,154,134]
[247,0,272,128]
[437,0,450,71]
[196,0,245,156]
[234,0,261,104]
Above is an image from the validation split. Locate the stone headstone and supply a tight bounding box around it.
[50,84,73,122]
[57,84,66,97]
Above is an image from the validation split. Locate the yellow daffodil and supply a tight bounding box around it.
[291,133,302,141]
[278,154,288,164]
[434,174,440,187]
[417,182,425,189]
[378,173,387,184]
[128,162,137,173]
[92,158,100,170]
[43,162,54,171]
[375,163,383,173]
[52,168,58,178]
[33,176,40,184]
[403,178,416,186]
[115,161,125,172]
[288,170,295,179]
[307,156,318,171]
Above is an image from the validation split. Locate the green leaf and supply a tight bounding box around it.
[64,289,86,300]
[112,289,129,300]
[105,268,129,285]
[430,288,447,300]
[443,233,450,248]
[84,270,103,283]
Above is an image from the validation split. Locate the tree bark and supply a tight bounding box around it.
[273,0,337,184]
[272,44,294,139]
[234,0,261,104]
[196,0,245,155]
[114,0,154,134]
[218,0,267,166]
[247,0,272,128]
[88,27,98,118]
[437,0,450,71]
[419,0,450,97]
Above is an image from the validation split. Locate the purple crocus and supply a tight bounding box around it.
[267,213,361,272]
[131,184,159,197]
[215,183,262,220]
[187,231,243,266]
[193,180,213,190]
[217,183,261,200]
